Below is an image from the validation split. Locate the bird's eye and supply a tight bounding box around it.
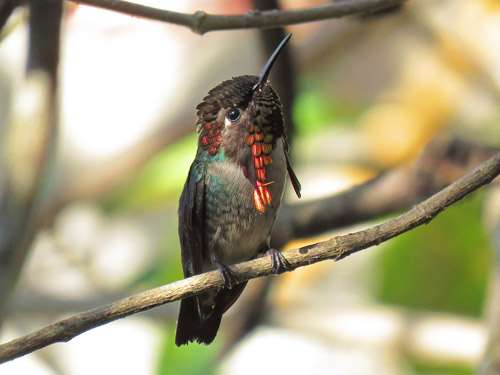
[226,109,241,122]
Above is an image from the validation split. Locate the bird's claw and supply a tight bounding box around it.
[217,261,239,289]
[266,248,294,274]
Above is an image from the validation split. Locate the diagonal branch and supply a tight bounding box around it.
[70,0,406,34]
[1,150,500,364]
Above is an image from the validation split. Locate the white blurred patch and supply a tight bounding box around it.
[91,216,153,289]
[221,327,397,375]
[60,4,185,161]
[23,202,155,297]
[410,316,486,364]
[59,318,161,375]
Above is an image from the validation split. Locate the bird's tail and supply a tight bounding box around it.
[175,282,248,346]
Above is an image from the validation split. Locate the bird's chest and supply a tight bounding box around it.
[202,146,286,266]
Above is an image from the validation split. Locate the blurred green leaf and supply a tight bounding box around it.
[157,323,219,375]
[376,192,491,317]
[293,90,363,134]
[105,134,197,210]
[406,356,473,375]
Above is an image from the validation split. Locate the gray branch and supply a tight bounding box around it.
[70,0,406,34]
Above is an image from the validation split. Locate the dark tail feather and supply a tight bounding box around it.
[193,310,223,345]
[175,296,206,346]
[175,282,248,346]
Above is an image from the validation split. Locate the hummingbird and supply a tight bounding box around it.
[175,34,301,346]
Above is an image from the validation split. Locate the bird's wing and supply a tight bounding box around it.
[282,137,301,198]
[177,161,249,346]
[178,161,205,277]
[285,151,301,198]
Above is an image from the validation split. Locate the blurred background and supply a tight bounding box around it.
[1,0,500,374]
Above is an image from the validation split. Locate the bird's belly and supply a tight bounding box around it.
[203,157,285,268]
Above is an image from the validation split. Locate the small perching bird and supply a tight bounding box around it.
[175,34,301,346]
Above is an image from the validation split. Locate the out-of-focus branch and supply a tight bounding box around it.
[272,137,499,249]
[0,0,62,323]
[1,149,500,364]
[70,0,406,34]
[39,113,193,228]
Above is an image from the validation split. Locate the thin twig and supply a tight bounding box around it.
[1,150,500,363]
[71,0,406,34]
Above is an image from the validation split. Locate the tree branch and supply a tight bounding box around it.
[71,0,406,34]
[1,150,499,363]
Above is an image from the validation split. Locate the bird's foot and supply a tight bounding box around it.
[217,261,239,289]
[266,248,294,274]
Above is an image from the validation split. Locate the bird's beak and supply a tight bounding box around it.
[253,33,292,91]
